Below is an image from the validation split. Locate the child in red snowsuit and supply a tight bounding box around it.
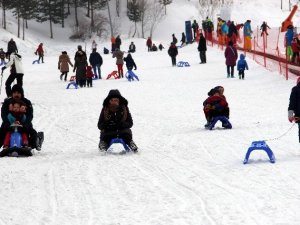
[86,65,94,87]
[3,99,28,148]
[35,43,44,63]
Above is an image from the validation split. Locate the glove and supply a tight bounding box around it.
[288,110,294,123]
[1,66,6,71]
[134,67,137,70]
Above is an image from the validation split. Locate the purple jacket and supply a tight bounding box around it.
[224,46,238,66]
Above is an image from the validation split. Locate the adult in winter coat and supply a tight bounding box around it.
[192,20,199,39]
[0,85,44,154]
[73,51,88,87]
[7,38,18,59]
[128,42,136,53]
[97,89,138,152]
[159,43,164,51]
[146,37,152,52]
[260,21,270,36]
[243,20,253,51]
[112,48,124,78]
[89,48,103,79]
[123,53,137,71]
[58,51,73,81]
[0,48,6,65]
[74,45,87,62]
[115,35,122,50]
[224,41,238,78]
[285,26,294,62]
[168,42,178,66]
[288,77,300,143]
[180,32,186,46]
[172,34,178,45]
[197,33,207,64]
[151,44,158,51]
[35,43,44,63]
[1,52,24,97]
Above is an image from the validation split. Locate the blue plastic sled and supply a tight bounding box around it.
[107,138,131,154]
[32,59,40,64]
[243,141,275,164]
[125,70,139,81]
[66,81,78,89]
[205,116,232,130]
[177,61,190,67]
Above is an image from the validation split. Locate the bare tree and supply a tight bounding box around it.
[196,0,232,21]
[145,0,165,38]
[116,0,120,17]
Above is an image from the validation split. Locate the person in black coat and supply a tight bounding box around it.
[97,89,138,152]
[288,77,300,143]
[128,42,136,53]
[89,49,103,79]
[7,38,18,59]
[180,32,186,47]
[168,42,178,66]
[197,33,207,64]
[123,53,137,71]
[0,85,43,154]
[115,35,122,49]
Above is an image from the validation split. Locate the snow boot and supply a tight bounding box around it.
[129,140,138,153]
[98,141,108,151]
[36,132,44,151]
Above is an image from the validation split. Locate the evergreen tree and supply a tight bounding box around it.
[127,0,141,37]
[159,0,172,14]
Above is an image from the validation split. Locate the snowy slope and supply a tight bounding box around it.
[0,1,300,225]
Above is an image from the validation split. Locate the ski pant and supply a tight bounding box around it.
[0,123,37,149]
[199,51,206,63]
[5,73,23,97]
[100,129,132,145]
[3,131,28,146]
[238,69,245,79]
[92,64,101,79]
[227,66,234,77]
[38,54,44,63]
[171,56,176,66]
[117,64,123,78]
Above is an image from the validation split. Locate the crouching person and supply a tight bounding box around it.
[97,89,138,152]
[203,88,230,128]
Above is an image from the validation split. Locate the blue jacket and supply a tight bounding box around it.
[237,54,249,71]
[285,28,294,46]
[243,22,252,37]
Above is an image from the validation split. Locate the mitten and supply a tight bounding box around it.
[1,66,6,71]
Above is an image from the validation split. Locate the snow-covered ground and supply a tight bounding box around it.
[0,1,300,225]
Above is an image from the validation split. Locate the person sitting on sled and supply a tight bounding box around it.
[97,89,138,152]
[203,88,230,128]
[2,99,28,149]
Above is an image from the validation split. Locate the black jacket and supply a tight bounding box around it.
[168,45,178,57]
[198,36,207,51]
[89,52,103,66]
[124,55,137,70]
[7,40,18,54]
[288,83,300,119]
[98,90,133,132]
[1,97,33,128]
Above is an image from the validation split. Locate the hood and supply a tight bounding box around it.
[11,84,24,98]
[103,89,128,107]
[239,54,245,60]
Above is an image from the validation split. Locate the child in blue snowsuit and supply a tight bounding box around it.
[237,54,249,79]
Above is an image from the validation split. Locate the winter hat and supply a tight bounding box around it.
[11,84,24,97]
[103,89,128,106]
[297,76,300,84]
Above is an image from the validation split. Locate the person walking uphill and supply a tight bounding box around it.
[7,38,18,60]
[97,89,138,152]
[197,33,207,64]
[288,77,300,143]
[35,43,44,63]
[224,41,238,78]
[58,51,73,81]
[1,51,24,97]
[168,42,178,66]
[112,48,124,78]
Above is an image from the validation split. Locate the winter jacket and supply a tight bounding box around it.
[98,90,133,132]
[7,40,18,54]
[288,82,300,119]
[237,54,249,71]
[5,52,24,74]
[89,52,103,66]
[168,44,178,57]
[172,36,178,45]
[221,23,229,34]
[0,50,5,59]
[129,44,136,53]
[146,38,152,47]
[285,28,294,46]
[115,36,122,49]
[197,36,207,51]
[224,46,238,66]
[112,49,124,65]
[58,53,73,72]
[181,33,186,44]
[86,66,94,78]
[36,44,44,56]
[192,21,199,31]
[203,95,229,115]
[124,55,137,71]
[1,97,33,129]
[7,112,26,125]
[228,23,237,37]
[291,39,300,53]
[243,21,252,37]
[74,53,88,79]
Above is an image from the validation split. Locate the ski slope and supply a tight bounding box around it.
[0,38,299,225]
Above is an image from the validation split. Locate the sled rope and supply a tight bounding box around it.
[263,122,297,142]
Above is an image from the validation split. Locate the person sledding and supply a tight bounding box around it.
[97,89,138,153]
[203,88,230,128]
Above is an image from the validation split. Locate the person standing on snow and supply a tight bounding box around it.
[7,38,18,60]
[288,77,300,143]
[224,41,238,78]
[146,37,152,52]
[58,51,73,81]
[237,54,249,80]
[168,42,178,66]
[89,48,103,79]
[35,43,44,63]
[97,89,138,152]
[112,48,124,78]
[197,33,207,64]
[1,51,24,97]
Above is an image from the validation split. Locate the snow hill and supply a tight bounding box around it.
[0,1,300,225]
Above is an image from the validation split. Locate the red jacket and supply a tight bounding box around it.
[146,38,152,47]
[36,44,44,55]
[86,66,94,78]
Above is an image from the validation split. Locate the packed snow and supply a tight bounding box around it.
[0,0,300,224]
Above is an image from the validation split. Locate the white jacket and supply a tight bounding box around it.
[6,52,24,74]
